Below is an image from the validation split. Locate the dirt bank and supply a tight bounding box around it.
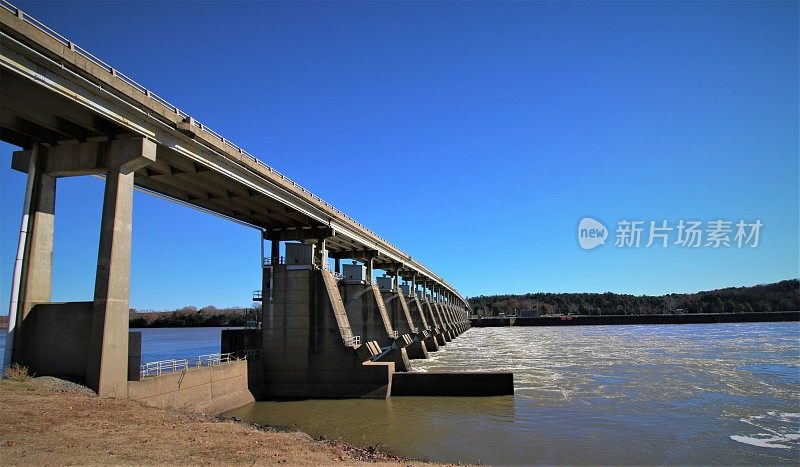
[0,379,428,465]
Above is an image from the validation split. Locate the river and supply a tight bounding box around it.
[227,323,800,464]
[1,323,797,463]
[0,327,231,369]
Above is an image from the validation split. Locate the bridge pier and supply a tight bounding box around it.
[7,138,155,397]
[380,278,428,360]
[261,244,393,398]
[432,300,453,342]
[408,294,439,351]
[338,279,411,372]
[6,144,54,370]
[421,294,447,346]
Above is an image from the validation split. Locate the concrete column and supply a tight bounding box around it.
[366,258,374,283]
[86,138,155,397]
[334,257,341,274]
[271,239,280,261]
[9,145,56,366]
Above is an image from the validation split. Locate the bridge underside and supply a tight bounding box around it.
[1,6,472,398]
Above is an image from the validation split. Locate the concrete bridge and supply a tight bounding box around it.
[0,3,487,402]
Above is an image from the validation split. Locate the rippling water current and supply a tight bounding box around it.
[227,323,798,464]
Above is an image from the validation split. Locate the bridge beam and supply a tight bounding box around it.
[264,226,333,242]
[12,138,155,177]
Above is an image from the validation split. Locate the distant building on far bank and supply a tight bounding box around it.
[517,309,542,318]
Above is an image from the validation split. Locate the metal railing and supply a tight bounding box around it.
[196,352,237,366]
[263,256,285,267]
[140,359,189,377]
[253,290,263,300]
[321,264,345,280]
[139,349,262,379]
[343,335,361,347]
[237,348,262,360]
[0,0,472,307]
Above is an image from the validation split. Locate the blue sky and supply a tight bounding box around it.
[1,1,797,310]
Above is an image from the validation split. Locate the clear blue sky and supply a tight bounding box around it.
[1,1,797,310]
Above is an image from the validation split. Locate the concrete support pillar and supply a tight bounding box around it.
[271,239,280,261]
[8,145,56,367]
[86,138,155,397]
[262,239,278,336]
[334,257,341,274]
[366,258,374,283]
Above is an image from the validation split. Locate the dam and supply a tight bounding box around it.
[0,1,511,410]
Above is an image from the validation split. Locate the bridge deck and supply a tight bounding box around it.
[0,2,467,306]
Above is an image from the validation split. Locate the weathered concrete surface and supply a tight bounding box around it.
[391,372,514,397]
[11,148,55,365]
[410,297,439,351]
[338,282,412,371]
[18,302,92,382]
[407,295,429,332]
[262,266,393,398]
[430,301,452,342]
[382,291,415,335]
[421,300,446,346]
[86,138,156,398]
[375,347,411,372]
[339,283,393,344]
[383,292,428,360]
[404,338,429,360]
[128,331,142,382]
[128,360,264,415]
[221,329,261,354]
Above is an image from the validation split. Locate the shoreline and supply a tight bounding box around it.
[0,378,432,465]
[471,310,800,327]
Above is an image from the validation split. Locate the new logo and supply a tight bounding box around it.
[578,217,608,250]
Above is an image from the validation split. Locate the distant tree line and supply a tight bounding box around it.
[129,304,261,328]
[468,279,799,317]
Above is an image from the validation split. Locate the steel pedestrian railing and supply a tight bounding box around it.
[139,349,262,379]
[343,336,361,347]
[140,359,189,377]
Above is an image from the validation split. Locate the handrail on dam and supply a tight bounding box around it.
[140,350,262,378]
[263,256,286,267]
[140,359,190,378]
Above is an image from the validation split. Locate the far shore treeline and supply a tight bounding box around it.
[469,279,799,317]
[127,305,261,328]
[0,280,795,330]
